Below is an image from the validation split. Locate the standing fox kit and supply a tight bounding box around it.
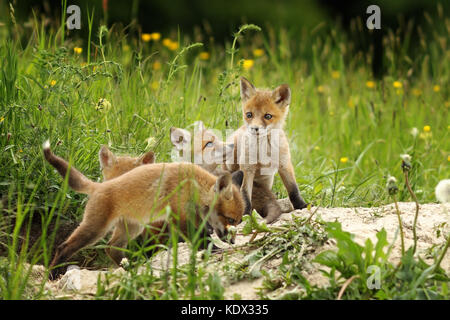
[43,141,244,279]
[225,77,307,219]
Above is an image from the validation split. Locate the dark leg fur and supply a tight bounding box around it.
[279,164,308,211]
[252,182,282,223]
[288,188,308,210]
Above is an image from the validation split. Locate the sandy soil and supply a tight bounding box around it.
[33,201,449,299]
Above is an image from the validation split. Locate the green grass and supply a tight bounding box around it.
[0,4,448,299]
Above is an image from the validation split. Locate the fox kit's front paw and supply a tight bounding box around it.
[289,189,308,210]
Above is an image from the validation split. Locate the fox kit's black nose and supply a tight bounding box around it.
[251,127,259,133]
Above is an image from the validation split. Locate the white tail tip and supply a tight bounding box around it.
[43,140,50,150]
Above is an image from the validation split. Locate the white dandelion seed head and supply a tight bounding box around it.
[386,175,398,196]
[387,176,397,184]
[400,154,411,163]
[410,127,419,137]
[435,179,450,203]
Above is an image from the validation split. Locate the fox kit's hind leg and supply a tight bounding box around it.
[241,168,255,215]
[107,219,144,265]
[49,203,115,280]
[278,162,307,210]
[252,182,282,223]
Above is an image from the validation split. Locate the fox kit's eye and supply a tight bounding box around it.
[227,218,235,225]
[264,114,272,120]
[246,112,253,118]
[205,141,213,148]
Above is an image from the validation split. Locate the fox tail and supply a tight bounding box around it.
[43,140,96,195]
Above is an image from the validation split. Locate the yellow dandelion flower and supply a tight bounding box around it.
[19,149,23,153]
[317,85,325,93]
[331,70,340,79]
[141,33,152,42]
[329,111,335,116]
[151,81,159,90]
[73,47,83,54]
[93,66,97,72]
[340,157,349,164]
[366,81,375,88]
[412,88,422,96]
[242,59,254,70]
[50,80,56,87]
[168,41,179,51]
[199,52,210,60]
[162,38,172,47]
[150,32,161,41]
[152,61,162,71]
[448,155,450,162]
[314,146,320,150]
[0,116,4,123]
[253,49,264,57]
[433,85,440,92]
[423,125,431,132]
[393,81,402,89]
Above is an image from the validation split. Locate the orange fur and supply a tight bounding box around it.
[44,143,244,279]
[224,77,307,222]
[171,124,283,222]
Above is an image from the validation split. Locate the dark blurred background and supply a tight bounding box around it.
[7,0,448,38]
[3,0,449,76]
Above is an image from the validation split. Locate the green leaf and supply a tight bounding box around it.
[374,228,389,263]
[313,250,340,269]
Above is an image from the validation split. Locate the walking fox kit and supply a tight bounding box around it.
[44,142,244,279]
[225,77,308,219]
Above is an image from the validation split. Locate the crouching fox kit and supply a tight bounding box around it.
[171,121,283,222]
[225,77,308,220]
[43,141,244,279]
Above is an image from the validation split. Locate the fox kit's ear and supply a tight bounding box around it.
[215,172,233,200]
[194,120,205,132]
[170,127,191,151]
[231,170,244,188]
[272,84,291,108]
[138,150,155,165]
[99,145,116,168]
[240,77,256,103]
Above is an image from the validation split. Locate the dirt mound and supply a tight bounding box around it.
[33,202,449,299]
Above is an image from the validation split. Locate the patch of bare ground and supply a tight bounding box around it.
[31,201,448,299]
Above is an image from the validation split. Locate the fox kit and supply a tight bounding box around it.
[43,141,244,279]
[98,145,204,252]
[99,146,155,180]
[224,77,307,221]
[170,121,234,175]
[171,122,283,221]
